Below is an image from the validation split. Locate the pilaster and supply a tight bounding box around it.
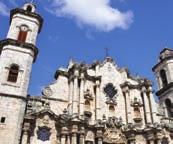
[71,124,78,144]
[123,85,132,124]
[79,127,85,144]
[142,86,152,124]
[72,70,79,115]
[96,80,101,120]
[79,73,85,117]
[148,86,159,123]
[21,123,31,144]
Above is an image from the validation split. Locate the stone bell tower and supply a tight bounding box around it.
[152,48,173,119]
[0,3,43,144]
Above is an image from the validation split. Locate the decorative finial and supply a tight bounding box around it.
[105,47,109,57]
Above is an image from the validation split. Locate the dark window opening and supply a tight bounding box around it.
[7,64,19,83]
[1,117,6,123]
[161,137,169,144]
[165,99,173,117]
[17,30,27,43]
[154,140,158,144]
[160,69,168,87]
[109,105,115,111]
[26,5,32,12]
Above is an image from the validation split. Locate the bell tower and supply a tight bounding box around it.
[152,48,173,119]
[0,3,43,144]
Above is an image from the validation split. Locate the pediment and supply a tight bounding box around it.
[26,109,58,119]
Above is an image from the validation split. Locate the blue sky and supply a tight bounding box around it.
[0,0,173,95]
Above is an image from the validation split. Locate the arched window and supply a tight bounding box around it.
[165,99,173,117]
[109,105,115,111]
[26,5,32,12]
[37,127,51,141]
[7,64,19,83]
[109,105,115,117]
[17,25,28,42]
[160,69,168,87]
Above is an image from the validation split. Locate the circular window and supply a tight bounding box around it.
[20,25,28,32]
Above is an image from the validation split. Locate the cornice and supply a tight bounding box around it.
[0,38,38,62]
[152,56,173,71]
[156,82,173,96]
[0,92,27,101]
[54,69,69,79]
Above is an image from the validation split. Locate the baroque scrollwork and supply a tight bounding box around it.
[42,86,53,97]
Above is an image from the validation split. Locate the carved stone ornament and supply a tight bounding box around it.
[85,131,94,142]
[42,115,50,126]
[42,86,52,97]
[103,128,126,144]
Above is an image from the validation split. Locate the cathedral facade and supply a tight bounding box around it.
[0,3,173,144]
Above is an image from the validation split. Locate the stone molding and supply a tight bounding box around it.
[0,38,38,62]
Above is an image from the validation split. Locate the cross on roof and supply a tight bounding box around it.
[105,47,110,57]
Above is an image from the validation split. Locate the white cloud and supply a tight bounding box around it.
[48,0,133,32]
[0,2,9,16]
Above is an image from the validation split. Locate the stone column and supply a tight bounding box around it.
[148,86,159,123]
[67,135,71,144]
[98,138,103,144]
[72,70,79,115]
[71,125,78,144]
[21,123,30,144]
[157,139,162,144]
[61,135,66,144]
[96,80,101,120]
[21,130,29,144]
[123,86,132,124]
[79,73,85,117]
[142,86,152,124]
[69,79,74,114]
[96,129,103,144]
[61,127,68,144]
[79,127,85,144]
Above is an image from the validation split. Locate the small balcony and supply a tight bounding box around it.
[106,98,117,105]
[133,117,142,122]
[84,90,93,100]
[131,98,143,107]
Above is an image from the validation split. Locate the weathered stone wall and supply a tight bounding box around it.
[0,96,26,144]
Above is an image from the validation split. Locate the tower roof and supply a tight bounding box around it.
[10,3,43,33]
[152,47,173,71]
